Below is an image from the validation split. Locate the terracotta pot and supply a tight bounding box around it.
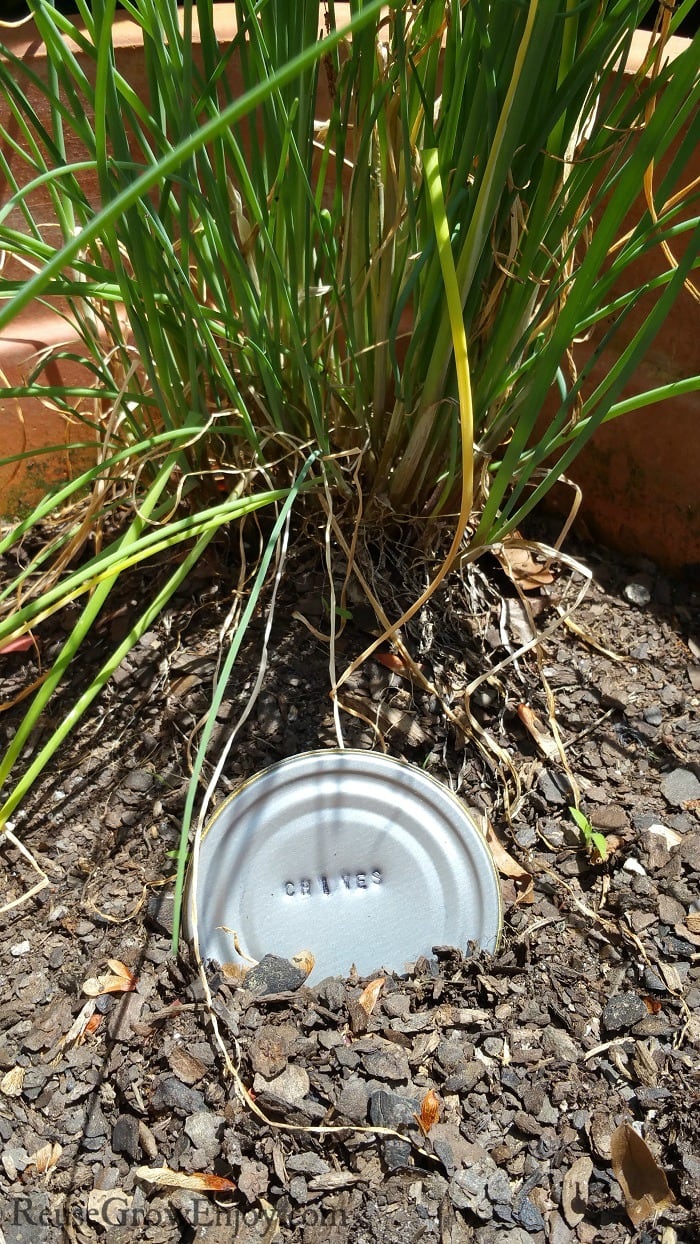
[1,14,697,569]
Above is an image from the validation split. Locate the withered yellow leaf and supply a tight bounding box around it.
[135,1166,236,1193]
[357,977,385,1016]
[83,962,137,997]
[416,1089,441,1135]
[28,1142,62,1176]
[610,1122,675,1227]
[0,1066,25,1097]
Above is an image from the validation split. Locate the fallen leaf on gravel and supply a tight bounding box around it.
[375,651,410,674]
[341,692,428,746]
[415,1089,441,1136]
[27,1142,62,1177]
[0,1066,25,1097]
[83,959,137,997]
[358,977,385,1016]
[483,819,534,905]
[496,539,556,590]
[517,703,560,762]
[610,1122,675,1226]
[307,1171,365,1192]
[135,1165,236,1193]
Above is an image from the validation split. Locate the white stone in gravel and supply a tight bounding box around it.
[646,823,683,847]
[10,941,30,956]
[622,857,646,875]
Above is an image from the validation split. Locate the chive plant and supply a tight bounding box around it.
[0,0,698,846]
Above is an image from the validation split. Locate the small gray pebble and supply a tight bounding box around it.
[150,1077,206,1116]
[337,1077,370,1123]
[542,1027,579,1064]
[112,1113,141,1159]
[624,582,651,607]
[537,770,569,806]
[487,1168,512,1204]
[602,992,648,1033]
[244,954,308,996]
[289,1174,308,1205]
[660,768,700,808]
[285,1152,330,1177]
[369,1088,418,1129]
[514,1196,546,1232]
[183,1111,223,1160]
[314,977,346,1011]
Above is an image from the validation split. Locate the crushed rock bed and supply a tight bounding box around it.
[1,537,699,1243]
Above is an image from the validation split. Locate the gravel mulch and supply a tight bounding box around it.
[1,532,699,1243]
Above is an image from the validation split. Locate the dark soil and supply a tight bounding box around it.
[1,531,699,1244]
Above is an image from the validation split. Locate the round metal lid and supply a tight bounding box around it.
[185,749,502,982]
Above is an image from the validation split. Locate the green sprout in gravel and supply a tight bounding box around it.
[569,806,609,863]
[0,0,698,935]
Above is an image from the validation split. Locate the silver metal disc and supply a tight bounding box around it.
[185,749,502,982]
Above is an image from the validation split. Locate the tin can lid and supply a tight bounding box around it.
[185,749,502,982]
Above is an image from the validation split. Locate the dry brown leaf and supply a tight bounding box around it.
[82,955,136,995]
[517,703,560,763]
[357,976,385,1016]
[415,1089,441,1136]
[27,1142,62,1177]
[561,1154,593,1227]
[0,1066,25,1097]
[83,960,137,997]
[483,820,534,905]
[610,1122,675,1227]
[106,958,136,984]
[135,1165,236,1194]
[496,539,556,591]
